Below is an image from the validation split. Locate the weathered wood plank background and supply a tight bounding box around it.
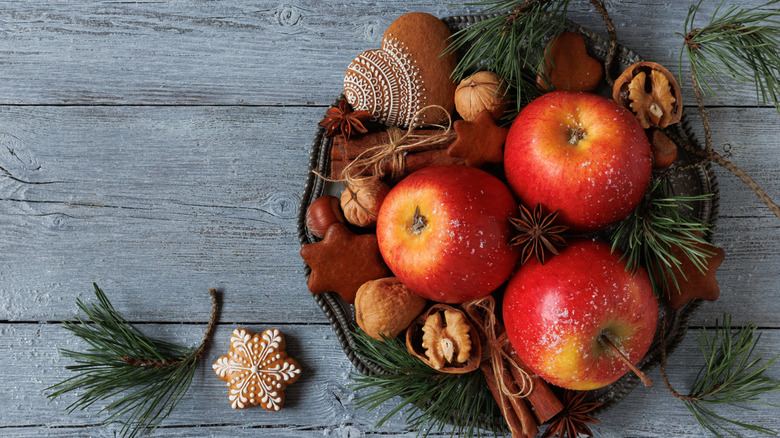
[1,1,778,437]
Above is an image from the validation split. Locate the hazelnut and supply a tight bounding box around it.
[454,71,509,121]
[306,195,345,238]
[355,277,427,341]
[649,128,678,170]
[340,178,390,228]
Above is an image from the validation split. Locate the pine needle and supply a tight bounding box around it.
[46,283,218,438]
[445,0,572,113]
[610,178,714,298]
[681,0,780,111]
[349,329,503,437]
[666,314,780,437]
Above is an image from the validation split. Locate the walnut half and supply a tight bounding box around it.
[613,62,682,129]
[406,304,481,374]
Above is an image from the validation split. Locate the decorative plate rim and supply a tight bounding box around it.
[297,14,720,425]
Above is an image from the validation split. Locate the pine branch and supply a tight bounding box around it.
[610,178,714,298]
[445,0,572,113]
[681,0,780,111]
[349,329,503,437]
[46,283,219,438]
[661,315,780,437]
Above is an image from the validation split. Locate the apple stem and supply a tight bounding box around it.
[568,127,587,145]
[411,206,428,235]
[599,334,654,387]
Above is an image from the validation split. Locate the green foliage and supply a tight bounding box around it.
[47,284,210,438]
[350,329,503,437]
[684,314,780,437]
[610,178,714,298]
[445,0,572,113]
[681,0,780,111]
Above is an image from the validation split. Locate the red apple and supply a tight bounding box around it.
[502,238,658,390]
[504,91,651,233]
[376,165,519,303]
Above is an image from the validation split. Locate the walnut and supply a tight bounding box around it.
[340,178,390,228]
[454,71,509,121]
[355,277,427,341]
[421,310,472,369]
[406,305,481,373]
[613,62,682,129]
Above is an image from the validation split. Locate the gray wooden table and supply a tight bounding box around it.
[1,1,778,437]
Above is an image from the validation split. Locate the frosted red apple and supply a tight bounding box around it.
[376,165,519,303]
[504,91,651,233]
[503,238,658,390]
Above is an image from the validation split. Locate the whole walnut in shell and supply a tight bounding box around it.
[340,178,390,228]
[355,277,427,341]
[454,71,509,121]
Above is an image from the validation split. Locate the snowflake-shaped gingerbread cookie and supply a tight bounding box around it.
[213,328,302,410]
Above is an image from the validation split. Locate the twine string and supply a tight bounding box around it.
[463,296,533,399]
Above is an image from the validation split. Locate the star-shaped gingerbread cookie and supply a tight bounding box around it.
[213,328,302,411]
[300,223,390,304]
[665,239,726,309]
[446,110,509,167]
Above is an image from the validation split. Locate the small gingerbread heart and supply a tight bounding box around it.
[536,32,603,93]
[344,13,457,128]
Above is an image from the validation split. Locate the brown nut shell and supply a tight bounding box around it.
[340,178,390,228]
[355,277,427,341]
[406,304,481,374]
[306,196,346,238]
[613,62,682,129]
[649,128,678,170]
[454,71,509,121]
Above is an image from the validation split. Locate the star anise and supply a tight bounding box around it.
[508,203,568,265]
[318,98,373,142]
[541,390,602,438]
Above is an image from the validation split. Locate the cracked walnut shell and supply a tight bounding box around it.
[613,62,682,129]
[406,304,481,373]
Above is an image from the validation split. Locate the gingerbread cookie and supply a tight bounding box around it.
[447,110,509,167]
[300,223,390,304]
[344,13,457,128]
[212,328,302,411]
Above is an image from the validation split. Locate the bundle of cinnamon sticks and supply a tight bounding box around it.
[464,297,564,438]
[329,129,464,181]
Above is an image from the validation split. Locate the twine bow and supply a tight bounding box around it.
[463,296,533,400]
[338,105,455,187]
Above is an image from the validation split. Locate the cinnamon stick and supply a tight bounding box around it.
[481,362,532,438]
[507,348,564,424]
[330,149,464,180]
[331,129,454,160]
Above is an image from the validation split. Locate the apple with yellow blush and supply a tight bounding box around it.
[502,238,658,390]
[376,165,519,303]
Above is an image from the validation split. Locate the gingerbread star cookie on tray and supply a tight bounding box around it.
[665,239,726,309]
[213,328,302,411]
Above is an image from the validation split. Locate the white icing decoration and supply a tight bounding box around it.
[212,328,302,410]
[344,34,426,128]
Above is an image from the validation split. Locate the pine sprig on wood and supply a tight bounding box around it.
[446,0,572,113]
[349,329,502,437]
[662,314,780,437]
[610,178,714,298]
[681,0,780,111]
[46,283,218,438]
